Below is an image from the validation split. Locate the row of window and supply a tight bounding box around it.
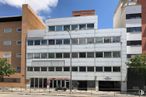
[126,13,141,19]
[127,40,141,46]
[127,27,141,33]
[2,40,21,46]
[48,23,94,31]
[2,52,21,58]
[27,36,121,46]
[27,51,121,59]
[3,28,21,33]
[27,66,121,72]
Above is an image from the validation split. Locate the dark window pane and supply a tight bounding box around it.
[104,67,111,72]
[49,26,55,31]
[56,26,63,31]
[96,67,103,72]
[41,40,47,45]
[34,53,40,59]
[87,38,94,44]
[64,67,70,71]
[126,13,141,19]
[41,67,47,71]
[48,67,54,71]
[63,53,70,58]
[56,53,62,58]
[72,67,78,72]
[72,38,78,45]
[34,67,40,71]
[27,53,33,59]
[41,53,47,59]
[72,53,78,58]
[96,52,103,58]
[27,67,33,71]
[104,37,111,43]
[79,52,86,58]
[79,24,86,30]
[87,24,94,29]
[56,67,62,71]
[64,39,70,44]
[34,40,40,45]
[104,52,112,58]
[79,67,86,72]
[113,67,121,72]
[28,40,33,45]
[79,38,86,44]
[95,37,103,43]
[56,39,62,45]
[113,51,121,58]
[64,25,70,31]
[71,25,78,30]
[127,27,141,33]
[48,53,55,58]
[113,36,120,43]
[87,52,94,58]
[127,40,141,46]
[48,39,55,45]
[87,67,94,72]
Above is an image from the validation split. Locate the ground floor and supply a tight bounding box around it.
[27,78,122,91]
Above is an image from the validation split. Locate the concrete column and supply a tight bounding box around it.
[121,81,127,92]
[95,81,99,91]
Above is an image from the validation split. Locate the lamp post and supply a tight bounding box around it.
[67,29,72,93]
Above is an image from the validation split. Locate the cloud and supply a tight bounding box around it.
[0,0,58,13]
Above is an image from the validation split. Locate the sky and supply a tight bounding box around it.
[0,0,119,29]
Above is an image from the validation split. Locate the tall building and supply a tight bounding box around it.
[114,0,146,58]
[0,4,45,87]
[26,10,127,91]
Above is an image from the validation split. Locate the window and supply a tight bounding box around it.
[79,52,86,58]
[28,40,33,45]
[104,52,112,58]
[127,40,141,46]
[127,27,141,32]
[56,25,63,31]
[41,53,47,59]
[34,53,40,59]
[87,52,94,58]
[79,67,86,72]
[71,25,78,30]
[49,26,55,31]
[113,36,120,43]
[104,37,111,43]
[113,67,121,72]
[87,38,94,44]
[113,51,121,58]
[72,52,78,58]
[72,38,78,45]
[41,40,47,45]
[79,38,86,44]
[87,67,94,72]
[34,40,40,45]
[63,53,70,58]
[27,53,33,59]
[27,67,33,71]
[96,67,103,72]
[126,13,141,19]
[64,25,70,31]
[87,24,94,29]
[48,39,55,45]
[4,28,12,33]
[16,40,21,45]
[96,52,103,58]
[48,53,55,58]
[127,54,138,58]
[48,67,54,71]
[95,37,103,43]
[64,67,70,71]
[56,53,62,58]
[3,40,11,46]
[3,52,11,58]
[41,67,47,71]
[79,24,86,30]
[64,39,70,44]
[56,39,62,45]
[16,53,21,58]
[72,67,78,72]
[104,67,111,72]
[16,28,21,32]
[34,67,40,71]
[56,67,62,71]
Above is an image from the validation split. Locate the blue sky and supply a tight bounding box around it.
[0,0,119,29]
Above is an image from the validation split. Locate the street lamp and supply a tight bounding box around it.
[66,29,72,93]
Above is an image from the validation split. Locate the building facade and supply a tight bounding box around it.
[26,14,127,91]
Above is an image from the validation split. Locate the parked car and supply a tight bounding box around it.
[55,87,67,91]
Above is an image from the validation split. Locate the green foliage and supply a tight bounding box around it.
[0,58,16,82]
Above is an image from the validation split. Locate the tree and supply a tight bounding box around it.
[0,58,16,82]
